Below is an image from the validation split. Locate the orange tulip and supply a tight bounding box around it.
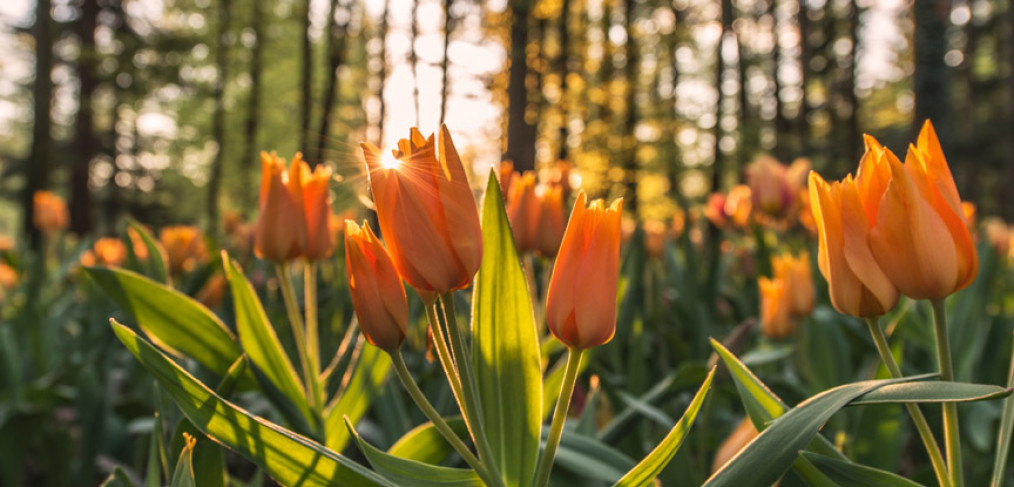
[197,273,228,309]
[0,262,17,290]
[345,220,409,351]
[961,202,977,233]
[981,218,1010,258]
[867,122,978,300]
[809,167,899,317]
[361,126,483,296]
[33,191,69,235]
[0,235,14,253]
[644,220,668,260]
[160,226,209,275]
[126,227,151,262]
[499,160,515,198]
[747,156,794,218]
[772,251,815,318]
[759,277,793,339]
[712,418,761,474]
[301,163,335,260]
[535,184,566,258]
[545,192,623,349]
[506,171,539,254]
[92,237,128,267]
[255,152,307,262]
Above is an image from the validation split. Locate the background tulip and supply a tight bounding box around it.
[535,184,566,258]
[361,125,482,295]
[254,152,307,262]
[345,220,408,351]
[33,191,69,235]
[759,276,794,339]
[506,171,538,254]
[301,163,335,260]
[545,192,622,349]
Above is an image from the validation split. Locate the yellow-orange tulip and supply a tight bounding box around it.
[92,237,128,267]
[301,163,335,260]
[962,202,977,233]
[535,184,566,258]
[759,277,794,339]
[0,262,17,290]
[545,192,623,349]
[809,167,899,317]
[506,171,539,254]
[255,152,307,262]
[160,226,209,275]
[345,220,409,351]
[868,122,978,300]
[361,126,482,295]
[712,418,760,474]
[772,252,815,318]
[33,191,69,235]
[499,160,515,198]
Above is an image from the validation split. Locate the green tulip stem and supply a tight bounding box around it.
[423,300,466,419]
[275,263,317,413]
[534,347,585,487]
[865,317,950,487]
[390,349,498,487]
[303,261,324,411]
[932,299,963,487]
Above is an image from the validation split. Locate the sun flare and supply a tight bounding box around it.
[380,151,402,170]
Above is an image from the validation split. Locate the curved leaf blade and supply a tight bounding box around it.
[324,342,392,452]
[388,417,469,465]
[472,172,543,486]
[849,382,1010,405]
[110,321,393,487]
[800,452,926,487]
[614,367,716,487]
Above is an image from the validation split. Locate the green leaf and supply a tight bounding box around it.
[170,435,197,487]
[346,418,484,487]
[800,452,927,487]
[223,257,313,424]
[849,381,1010,405]
[128,219,169,284]
[100,467,135,487]
[388,417,470,465]
[170,421,227,487]
[613,367,715,487]
[86,267,240,376]
[110,321,394,487]
[548,430,638,483]
[471,171,543,486]
[324,342,392,452]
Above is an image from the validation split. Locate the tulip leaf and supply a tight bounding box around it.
[99,467,135,487]
[110,321,394,487]
[388,417,469,465]
[799,452,927,487]
[613,367,715,487]
[323,341,392,452]
[848,381,1011,405]
[471,171,543,486]
[545,429,638,483]
[346,418,484,487]
[223,257,314,425]
[85,266,240,376]
[127,219,169,284]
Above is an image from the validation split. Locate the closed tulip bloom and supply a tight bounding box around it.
[301,163,335,260]
[92,237,128,267]
[868,122,978,300]
[255,152,307,262]
[160,226,209,275]
[361,126,483,295]
[535,184,566,258]
[345,220,409,351]
[759,277,794,339]
[545,192,623,349]
[773,252,815,318]
[809,168,899,317]
[506,172,539,254]
[747,156,793,217]
[33,191,69,235]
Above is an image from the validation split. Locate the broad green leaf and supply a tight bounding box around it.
[170,435,197,487]
[100,467,135,487]
[128,220,169,284]
[324,342,392,451]
[110,321,394,487]
[598,363,709,443]
[703,374,935,487]
[547,429,637,483]
[993,331,1014,487]
[388,417,469,465]
[801,452,926,487]
[346,419,484,487]
[223,257,313,424]
[849,381,1010,405]
[472,172,543,487]
[86,267,240,375]
[613,367,715,487]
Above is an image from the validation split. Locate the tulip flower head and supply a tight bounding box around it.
[747,156,795,218]
[33,191,69,236]
[773,251,815,318]
[301,163,335,260]
[160,226,209,275]
[92,237,128,267]
[759,277,793,339]
[255,152,307,262]
[506,171,539,254]
[545,192,623,349]
[345,220,409,351]
[361,126,483,296]
[535,184,566,258]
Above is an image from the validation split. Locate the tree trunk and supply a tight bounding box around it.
[376,0,390,146]
[504,1,536,172]
[206,0,231,235]
[622,0,639,215]
[241,0,263,212]
[845,0,860,167]
[768,0,789,160]
[439,0,453,125]
[712,0,732,193]
[912,0,952,138]
[796,0,811,155]
[300,0,313,153]
[667,4,682,200]
[314,0,349,165]
[70,0,99,236]
[557,0,571,162]
[25,0,53,248]
[1006,1,1014,219]
[410,0,420,127]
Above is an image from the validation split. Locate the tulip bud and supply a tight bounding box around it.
[345,220,409,351]
[535,184,566,258]
[33,191,69,235]
[506,172,539,254]
[160,226,209,275]
[361,126,483,295]
[772,252,815,318]
[868,122,978,300]
[644,220,668,260]
[747,156,794,218]
[301,163,335,260]
[255,152,307,262]
[712,418,760,474]
[759,277,794,339]
[92,237,128,267]
[545,192,623,349]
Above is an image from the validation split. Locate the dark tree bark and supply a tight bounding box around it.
[25,0,53,248]
[913,0,952,138]
[504,1,536,172]
[376,0,390,146]
[712,0,732,193]
[410,0,420,127]
[206,0,231,235]
[1005,1,1014,218]
[241,0,264,211]
[314,0,349,165]
[556,0,571,162]
[735,13,753,167]
[845,0,860,166]
[622,0,639,214]
[796,0,811,155]
[439,0,453,125]
[667,4,682,199]
[70,0,100,236]
[300,0,313,153]
[768,0,789,159]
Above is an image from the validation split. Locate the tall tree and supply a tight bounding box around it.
[796,0,811,155]
[70,0,100,235]
[25,0,54,248]
[768,0,789,159]
[315,0,350,164]
[622,0,639,214]
[556,0,571,162]
[666,4,683,199]
[410,0,420,127]
[843,0,861,167]
[713,0,733,192]
[376,0,390,146]
[439,0,454,125]
[206,0,232,234]
[301,0,313,153]
[912,0,953,137]
[504,0,536,172]
[241,0,264,211]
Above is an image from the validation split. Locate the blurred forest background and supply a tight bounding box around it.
[1,0,1013,246]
